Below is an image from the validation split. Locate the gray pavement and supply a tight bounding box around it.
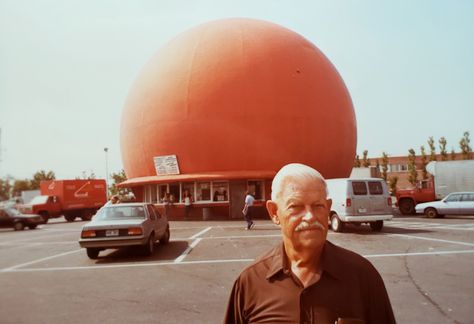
[0,215,473,323]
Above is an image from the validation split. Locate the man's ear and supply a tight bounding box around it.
[266,200,280,225]
[326,198,332,211]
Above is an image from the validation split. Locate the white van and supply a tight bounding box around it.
[326,178,393,232]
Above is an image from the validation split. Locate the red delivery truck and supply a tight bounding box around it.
[396,160,474,215]
[19,179,107,223]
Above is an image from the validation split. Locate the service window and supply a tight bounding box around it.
[368,181,383,195]
[248,180,264,200]
[212,181,229,201]
[352,181,368,195]
[144,186,151,203]
[169,183,180,203]
[158,185,168,202]
[196,182,211,201]
[182,182,194,202]
[150,185,158,204]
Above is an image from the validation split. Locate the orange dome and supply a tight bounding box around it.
[121,18,356,180]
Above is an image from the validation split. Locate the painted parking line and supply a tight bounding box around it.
[1,249,83,272]
[365,249,474,258]
[189,226,212,239]
[388,233,474,247]
[174,238,203,263]
[386,221,474,231]
[1,258,255,273]
[2,248,474,274]
[203,234,282,240]
[0,231,79,245]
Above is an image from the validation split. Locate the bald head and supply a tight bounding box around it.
[271,163,327,201]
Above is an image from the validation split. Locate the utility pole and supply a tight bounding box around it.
[104,147,109,197]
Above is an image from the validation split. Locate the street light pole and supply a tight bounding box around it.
[104,147,109,197]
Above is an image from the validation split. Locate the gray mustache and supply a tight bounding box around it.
[295,221,325,232]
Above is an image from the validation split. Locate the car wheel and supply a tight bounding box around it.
[370,220,384,231]
[86,248,100,259]
[14,222,25,231]
[425,208,438,218]
[28,224,38,230]
[160,226,170,244]
[330,214,344,232]
[143,233,155,256]
[39,212,49,224]
[399,199,415,215]
[81,210,94,221]
[64,214,76,222]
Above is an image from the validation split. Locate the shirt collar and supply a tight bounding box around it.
[265,241,342,281]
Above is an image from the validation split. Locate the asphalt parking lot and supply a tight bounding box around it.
[1,215,473,324]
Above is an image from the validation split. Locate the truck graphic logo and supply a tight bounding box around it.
[74,181,91,198]
[48,182,56,190]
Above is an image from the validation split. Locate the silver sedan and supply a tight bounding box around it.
[415,192,474,218]
[78,203,170,259]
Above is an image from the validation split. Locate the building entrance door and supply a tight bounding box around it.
[229,180,246,219]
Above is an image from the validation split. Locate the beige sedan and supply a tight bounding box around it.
[78,203,170,259]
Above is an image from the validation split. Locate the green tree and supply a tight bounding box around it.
[11,179,32,197]
[109,169,131,198]
[388,176,398,196]
[420,145,428,180]
[427,137,436,161]
[439,137,448,161]
[30,170,56,189]
[381,152,389,181]
[362,150,370,167]
[459,131,472,160]
[407,149,418,186]
[0,178,12,201]
[354,154,361,168]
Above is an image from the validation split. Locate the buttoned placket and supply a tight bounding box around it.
[300,287,313,324]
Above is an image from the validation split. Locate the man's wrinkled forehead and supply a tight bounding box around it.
[277,176,327,201]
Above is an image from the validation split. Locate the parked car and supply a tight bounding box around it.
[78,203,170,259]
[0,207,43,231]
[415,192,474,218]
[326,178,393,232]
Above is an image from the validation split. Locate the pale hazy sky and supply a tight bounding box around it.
[1,0,473,180]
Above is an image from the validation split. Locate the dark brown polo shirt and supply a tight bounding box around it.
[223,241,396,324]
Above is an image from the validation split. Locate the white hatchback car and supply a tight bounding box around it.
[415,192,474,218]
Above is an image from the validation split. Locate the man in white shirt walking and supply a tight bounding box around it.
[242,191,255,230]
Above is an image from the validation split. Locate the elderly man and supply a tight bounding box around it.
[223,163,396,324]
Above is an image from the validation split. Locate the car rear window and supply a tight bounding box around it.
[352,181,367,195]
[368,181,384,195]
[96,206,146,220]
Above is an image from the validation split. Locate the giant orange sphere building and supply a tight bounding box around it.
[120,18,356,219]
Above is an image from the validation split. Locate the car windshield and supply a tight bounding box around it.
[95,206,146,220]
[29,195,49,205]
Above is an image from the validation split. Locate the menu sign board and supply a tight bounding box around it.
[154,155,180,176]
